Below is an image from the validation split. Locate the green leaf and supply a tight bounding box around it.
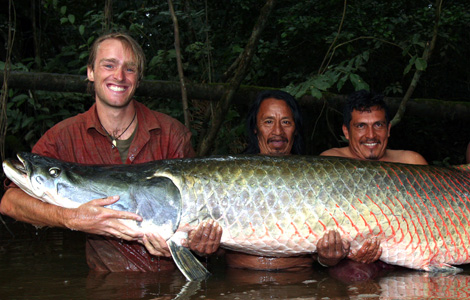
[68,14,75,24]
[79,25,85,36]
[403,56,417,75]
[148,55,160,68]
[362,50,370,62]
[87,36,95,46]
[295,83,309,98]
[25,130,36,142]
[415,57,427,71]
[310,88,323,99]
[167,49,177,59]
[21,117,34,129]
[79,51,88,60]
[403,64,412,75]
[337,74,348,91]
[11,94,29,106]
[60,17,68,24]
[60,6,66,15]
[312,75,332,91]
[349,74,370,91]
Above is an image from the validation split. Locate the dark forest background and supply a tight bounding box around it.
[1,0,469,166]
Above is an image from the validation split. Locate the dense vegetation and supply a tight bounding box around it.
[1,0,469,163]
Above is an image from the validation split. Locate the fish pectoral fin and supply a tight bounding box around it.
[423,263,463,274]
[168,233,210,281]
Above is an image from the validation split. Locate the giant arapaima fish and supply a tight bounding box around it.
[3,152,470,280]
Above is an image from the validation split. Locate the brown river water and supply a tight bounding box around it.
[1,227,470,300]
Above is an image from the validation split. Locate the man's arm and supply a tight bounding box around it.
[0,187,144,241]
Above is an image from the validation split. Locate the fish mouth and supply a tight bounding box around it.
[2,154,33,195]
[3,155,27,179]
[14,154,27,172]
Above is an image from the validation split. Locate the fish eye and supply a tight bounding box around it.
[49,167,61,178]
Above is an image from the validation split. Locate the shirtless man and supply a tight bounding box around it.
[321,89,428,165]
[320,90,428,280]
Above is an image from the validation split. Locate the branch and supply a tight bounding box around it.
[324,36,409,70]
[390,0,443,127]
[168,0,190,129]
[318,0,347,75]
[196,0,276,156]
[1,0,16,162]
[104,0,113,32]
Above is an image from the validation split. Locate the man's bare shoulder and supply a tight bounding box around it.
[385,149,428,165]
[320,147,350,158]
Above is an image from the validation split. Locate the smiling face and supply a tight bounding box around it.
[87,38,139,109]
[343,106,391,160]
[255,98,296,156]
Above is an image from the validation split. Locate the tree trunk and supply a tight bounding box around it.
[104,0,113,32]
[1,0,15,162]
[390,0,443,127]
[168,0,190,129]
[32,0,41,69]
[196,0,277,156]
[2,71,470,122]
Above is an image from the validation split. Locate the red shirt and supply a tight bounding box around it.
[32,100,195,271]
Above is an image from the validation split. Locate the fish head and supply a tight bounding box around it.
[3,152,90,208]
[3,153,183,238]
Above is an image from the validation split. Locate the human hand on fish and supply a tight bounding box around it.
[316,230,382,266]
[140,220,222,257]
[67,195,145,241]
[141,233,171,256]
[186,220,222,256]
[347,238,382,264]
[316,230,350,266]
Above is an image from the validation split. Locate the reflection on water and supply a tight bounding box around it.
[1,229,470,300]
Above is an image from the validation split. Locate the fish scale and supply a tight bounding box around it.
[4,153,470,274]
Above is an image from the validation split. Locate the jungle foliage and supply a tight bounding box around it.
[1,0,469,163]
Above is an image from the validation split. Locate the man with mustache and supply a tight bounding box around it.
[321,90,427,165]
[225,90,381,270]
[319,89,427,280]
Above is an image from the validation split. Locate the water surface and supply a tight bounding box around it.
[1,228,469,300]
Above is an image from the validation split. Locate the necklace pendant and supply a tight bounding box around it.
[112,139,117,147]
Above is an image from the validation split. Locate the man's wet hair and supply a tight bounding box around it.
[243,90,305,155]
[343,90,390,129]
